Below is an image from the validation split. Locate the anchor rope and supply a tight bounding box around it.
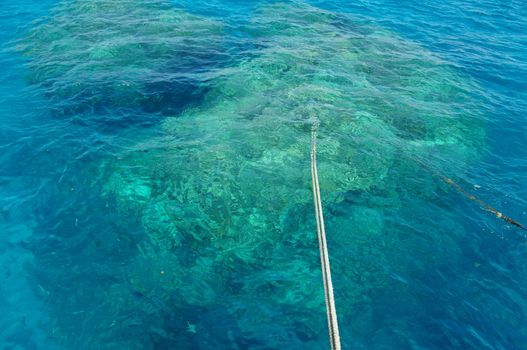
[411,157,527,232]
[310,124,342,350]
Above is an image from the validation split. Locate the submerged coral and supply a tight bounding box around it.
[35,2,486,348]
[17,0,223,116]
[96,3,485,346]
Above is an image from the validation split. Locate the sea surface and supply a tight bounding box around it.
[1,0,526,349]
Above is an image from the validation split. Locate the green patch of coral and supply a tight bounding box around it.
[98,3,485,345]
[17,0,223,115]
[43,2,486,348]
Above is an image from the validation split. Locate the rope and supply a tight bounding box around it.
[310,126,342,350]
[412,158,527,232]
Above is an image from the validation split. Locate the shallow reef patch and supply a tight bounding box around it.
[17,0,224,119]
[30,2,486,348]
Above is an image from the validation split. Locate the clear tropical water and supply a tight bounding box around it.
[1,0,526,349]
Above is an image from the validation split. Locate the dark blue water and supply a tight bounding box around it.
[1,0,526,349]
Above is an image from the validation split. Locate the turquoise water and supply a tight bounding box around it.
[1,0,527,349]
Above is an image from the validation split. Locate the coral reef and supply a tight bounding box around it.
[33,2,486,348]
[99,3,485,346]
[17,0,223,116]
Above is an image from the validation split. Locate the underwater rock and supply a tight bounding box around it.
[17,0,224,117]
